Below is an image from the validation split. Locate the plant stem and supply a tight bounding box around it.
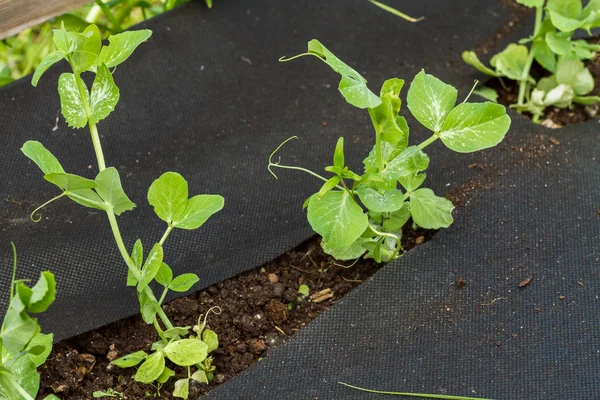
[106,210,174,330]
[159,226,174,247]
[375,132,384,171]
[94,0,124,31]
[89,123,107,171]
[158,287,169,305]
[517,5,543,106]
[418,134,438,150]
[368,223,402,259]
[74,74,107,172]
[338,382,492,399]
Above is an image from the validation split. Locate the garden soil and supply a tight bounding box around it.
[0,0,599,398]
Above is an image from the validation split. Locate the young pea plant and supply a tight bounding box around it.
[463,0,600,122]
[28,24,224,398]
[269,40,511,262]
[0,244,58,400]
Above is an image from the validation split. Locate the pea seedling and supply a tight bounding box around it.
[463,0,600,122]
[28,24,224,398]
[0,244,57,400]
[269,40,510,262]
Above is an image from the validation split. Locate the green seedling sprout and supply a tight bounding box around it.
[270,40,510,263]
[28,24,224,398]
[462,0,600,122]
[0,244,57,400]
[368,0,424,23]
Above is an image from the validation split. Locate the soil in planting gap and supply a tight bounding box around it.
[37,225,435,400]
[487,37,600,127]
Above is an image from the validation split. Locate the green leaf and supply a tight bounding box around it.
[306,190,368,248]
[532,40,557,73]
[490,44,532,82]
[52,27,70,52]
[31,51,66,87]
[556,59,594,95]
[438,102,510,153]
[135,351,165,383]
[25,332,53,367]
[99,30,153,69]
[382,203,411,232]
[333,137,345,168]
[164,326,191,339]
[147,172,189,224]
[89,63,120,125]
[111,350,148,368]
[156,366,175,384]
[67,25,102,73]
[378,146,430,183]
[95,167,136,215]
[58,73,88,129]
[137,243,163,293]
[407,70,457,133]
[141,300,160,324]
[155,262,173,287]
[202,329,219,353]
[27,271,56,313]
[0,308,38,354]
[363,141,406,173]
[472,86,498,102]
[21,141,64,175]
[545,31,572,55]
[44,172,96,191]
[398,173,426,192]
[369,94,409,146]
[318,176,341,198]
[68,189,106,210]
[191,370,209,384]
[379,78,404,110]
[356,186,405,213]
[172,195,224,230]
[302,39,381,109]
[547,0,597,32]
[164,338,208,366]
[10,356,40,398]
[461,51,499,77]
[169,273,200,293]
[128,239,143,286]
[321,236,371,260]
[173,378,189,399]
[409,189,454,229]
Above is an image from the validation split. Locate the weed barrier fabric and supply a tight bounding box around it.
[206,122,600,399]
[0,0,528,340]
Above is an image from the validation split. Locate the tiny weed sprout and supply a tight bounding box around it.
[28,24,224,398]
[462,0,600,122]
[0,244,57,400]
[270,40,510,263]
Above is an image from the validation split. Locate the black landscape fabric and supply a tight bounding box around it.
[1,0,599,397]
[207,123,600,400]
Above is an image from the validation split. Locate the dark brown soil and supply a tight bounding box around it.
[37,226,435,399]
[488,38,600,127]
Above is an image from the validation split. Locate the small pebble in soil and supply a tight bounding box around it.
[267,273,278,283]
